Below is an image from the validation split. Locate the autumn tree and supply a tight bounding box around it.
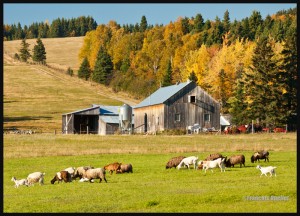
[92,46,113,85]
[78,57,91,81]
[32,38,46,64]
[19,39,31,62]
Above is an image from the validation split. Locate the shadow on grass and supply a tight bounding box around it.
[4,116,53,122]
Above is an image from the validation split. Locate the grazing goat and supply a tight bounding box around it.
[225,154,245,168]
[204,153,223,161]
[251,150,269,163]
[104,162,121,175]
[51,170,72,184]
[201,157,226,173]
[177,156,198,170]
[116,163,133,173]
[256,165,277,177]
[11,177,28,188]
[82,168,107,183]
[166,156,186,169]
[27,172,45,186]
[64,167,76,179]
[73,166,94,180]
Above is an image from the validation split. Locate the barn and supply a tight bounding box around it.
[133,80,220,134]
[62,105,128,135]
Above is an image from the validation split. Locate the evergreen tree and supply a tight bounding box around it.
[181,17,190,35]
[188,71,198,83]
[162,59,173,87]
[222,10,231,33]
[78,57,91,81]
[243,36,280,125]
[140,15,148,32]
[32,38,46,64]
[278,25,297,130]
[92,46,113,85]
[194,13,204,32]
[19,39,31,62]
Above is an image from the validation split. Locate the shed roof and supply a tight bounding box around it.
[62,106,100,115]
[134,81,191,109]
[220,116,230,126]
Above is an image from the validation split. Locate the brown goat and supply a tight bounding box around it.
[166,156,186,169]
[104,162,121,175]
[116,163,133,173]
[251,151,269,163]
[204,153,223,161]
[225,154,245,168]
[51,171,72,184]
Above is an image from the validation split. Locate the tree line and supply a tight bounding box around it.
[9,8,297,130]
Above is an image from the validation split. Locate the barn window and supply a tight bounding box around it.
[188,95,196,103]
[175,113,181,122]
[204,113,210,122]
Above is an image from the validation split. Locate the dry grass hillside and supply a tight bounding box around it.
[3,37,140,133]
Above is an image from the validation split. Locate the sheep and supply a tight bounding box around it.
[256,165,277,177]
[201,157,226,173]
[64,167,76,179]
[165,156,186,169]
[204,153,223,161]
[82,168,107,183]
[73,166,94,180]
[251,150,269,163]
[26,172,45,186]
[11,177,29,188]
[225,154,245,168]
[116,163,133,173]
[104,162,121,175]
[177,156,198,170]
[50,170,72,184]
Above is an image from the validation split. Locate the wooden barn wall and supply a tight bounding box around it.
[164,85,220,130]
[133,104,164,133]
[62,114,74,134]
[99,119,119,135]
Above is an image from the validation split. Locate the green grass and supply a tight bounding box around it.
[3,133,297,213]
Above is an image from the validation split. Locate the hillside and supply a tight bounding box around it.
[3,37,140,133]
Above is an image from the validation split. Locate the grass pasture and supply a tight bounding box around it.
[3,133,297,213]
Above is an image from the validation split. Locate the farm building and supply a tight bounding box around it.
[62,104,133,135]
[133,80,220,134]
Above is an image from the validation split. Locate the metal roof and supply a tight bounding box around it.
[100,115,135,124]
[134,81,191,109]
[62,106,100,115]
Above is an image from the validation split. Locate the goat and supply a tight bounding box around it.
[50,170,72,184]
[177,156,198,170]
[11,177,29,188]
[251,151,269,163]
[104,162,121,175]
[82,167,107,183]
[116,163,133,173]
[27,172,45,186]
[256,165,277,177]
[166,156,186,169]
[225,154,245,168]
[64,167,76,179]
[204,153,223,161]
[201,157,226,173]
[73,166,94,180]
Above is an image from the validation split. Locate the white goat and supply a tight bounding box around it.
[201,157,226,173]
[27,172,45,186]
[256,165,277,177]
[11,177,29,188]
[177,156,198,170]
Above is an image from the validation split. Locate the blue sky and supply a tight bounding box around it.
[3,3,296,27]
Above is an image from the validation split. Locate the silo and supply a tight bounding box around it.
[119,104,132,132]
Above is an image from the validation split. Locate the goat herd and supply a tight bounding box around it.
[11,150,276,188]
[166,150,276,176]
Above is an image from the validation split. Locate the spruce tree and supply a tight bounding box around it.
[243,36,280,125]
[78,57,91,81]
[92,46,113,85]
[140,16,148,32]
[162,59,173,87]
[32,38,46,64]
[188,71,198,83]
[19,39,31,62]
